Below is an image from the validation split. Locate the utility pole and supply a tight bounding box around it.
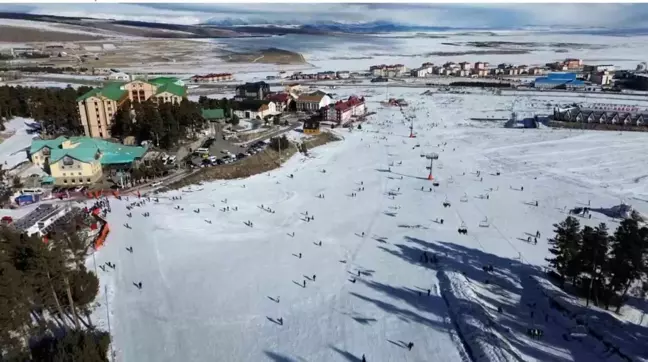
[104,285,115,361]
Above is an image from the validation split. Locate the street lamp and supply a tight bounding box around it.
[421,152,439,181]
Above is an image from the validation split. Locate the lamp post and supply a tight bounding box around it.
[421,152,439,180]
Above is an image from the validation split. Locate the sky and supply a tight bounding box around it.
[3,3,648,29]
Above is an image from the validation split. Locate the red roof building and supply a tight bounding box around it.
[322,96,366,125]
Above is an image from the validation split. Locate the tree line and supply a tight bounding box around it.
[547,216,648,312]
[110,98,206,150]
[0,85,92,135]
[0,217,109,361]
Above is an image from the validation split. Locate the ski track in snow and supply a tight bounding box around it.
[87,87,648,362]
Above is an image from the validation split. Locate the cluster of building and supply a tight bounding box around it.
[218,81,365,127]
[554,104,648,126]
[77,77,187,139]
[408,61,546,78]
[190,73,234,83]
[288,70,352,80]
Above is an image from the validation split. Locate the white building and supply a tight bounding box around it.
[336,71,350,79]
[233,100,277,119]
[590,71,613,85]
[107,72,131,81]
[296,92,332,112]
[411,68,430,77]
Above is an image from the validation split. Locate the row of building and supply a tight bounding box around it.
[190,73,234,83]
[288,70,353,81]
[554,105,648,126]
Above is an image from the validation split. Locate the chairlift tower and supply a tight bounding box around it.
[421,152,439,180]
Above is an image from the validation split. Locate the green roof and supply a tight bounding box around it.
[148,77,178,86]
[148,77,187,97]
[201,108,225,120]
[75,82,127,102]
[155,82,186,97]
[29,136,68,154]
[32,137,148,165]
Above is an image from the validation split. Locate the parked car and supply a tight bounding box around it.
[236,153,246,160]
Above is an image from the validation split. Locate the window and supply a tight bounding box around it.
[87,178,91,183]
[71,179,75,184]
[63,156,74,166]
[99,132,103,138]
[78,172,82,176]
[63,179,67,184]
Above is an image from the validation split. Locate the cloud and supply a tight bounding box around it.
[3,3,648,29]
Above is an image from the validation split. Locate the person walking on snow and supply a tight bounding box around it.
[407,342,414,351]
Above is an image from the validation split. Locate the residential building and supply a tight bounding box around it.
[232,100,277,119]
[28,136,147,186]
[322,96,366,125]
[77,83,128,139]
[201,108,226,121]
[191,73,233,83]
[590,71,613,86]
[107,72,131,81]
[336,71,351,79]
[473,69,489,77]
[528,67,545,75]
[411,68,430,77]
[317,71,336,80]
[459,62,472,71]
[77,77,187,139]
[266,93,292,112]
[474,62,486,70]
[296,91,332,112]
[369,64,406,77]
[235,81,271,101]
[564,58,583,69]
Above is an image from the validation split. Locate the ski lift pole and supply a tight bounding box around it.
[105,284,115,361]
[421,152,439,181]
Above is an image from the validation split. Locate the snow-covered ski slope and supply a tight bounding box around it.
[90,88,648,362]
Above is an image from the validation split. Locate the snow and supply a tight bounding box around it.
[0,18,111,37]
[88,86,648,362]
[0,117,36,170]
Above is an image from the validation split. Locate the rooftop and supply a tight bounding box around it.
[31,136,148,165]
[76,82,127,102]
[201,108,225,120]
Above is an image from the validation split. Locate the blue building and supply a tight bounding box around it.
[534,72,585,90]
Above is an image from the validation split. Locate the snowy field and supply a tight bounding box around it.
[88,88,648,362]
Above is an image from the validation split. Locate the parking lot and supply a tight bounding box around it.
[189,133,270,169]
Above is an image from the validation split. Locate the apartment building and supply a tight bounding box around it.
[77,77,187,139]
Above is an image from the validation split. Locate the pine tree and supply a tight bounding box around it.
[608,218,648,312]
[579,223,610,306]
[546,216,582,286]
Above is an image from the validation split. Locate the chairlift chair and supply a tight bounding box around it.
[448,176,454,184]
[460,193,468,202]
[569,325,587,339]
[479,217,490,228]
